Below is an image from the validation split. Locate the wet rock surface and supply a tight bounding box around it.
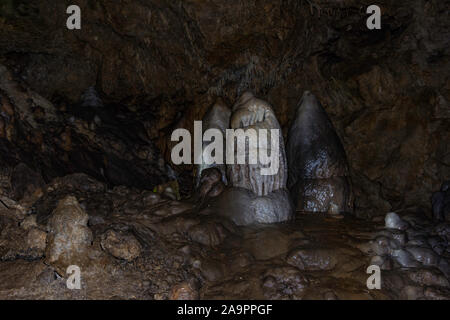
[0,173,448,299]
[227,92,288,197]
[287,91,353,214]
[207,92,293,225]
[213,187,293,226]
[195,99,231,188]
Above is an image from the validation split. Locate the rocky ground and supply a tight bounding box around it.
[0,170,449,300]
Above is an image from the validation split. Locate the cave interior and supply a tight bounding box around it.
[0,0,449,300]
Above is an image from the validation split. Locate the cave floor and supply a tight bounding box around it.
[0,174,449,300]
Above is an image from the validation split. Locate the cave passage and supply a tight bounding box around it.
[0,0,448,301]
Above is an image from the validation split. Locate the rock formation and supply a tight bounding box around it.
[0,0,447,216]
[0,64,168,191]
[215,187,293,225]
[44,196,93,274]
[195,98,231,187]
[287,91,353,214]
[198,167,225,200]
[0,0,448,301]
[362,210,450,294]
[213,92,293,225]
[227,91,287,196]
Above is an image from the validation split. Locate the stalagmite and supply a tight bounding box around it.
[287,91,353,214]
[195,98,231,187]
[213,92,293,225]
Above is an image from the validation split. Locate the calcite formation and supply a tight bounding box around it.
[212,92,293,225]
[227,92,287,196]
[287,91,353,214]
[44,196,93,274]
[195,98,231,187]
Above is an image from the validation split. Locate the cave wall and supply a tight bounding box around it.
[0,0,448,216]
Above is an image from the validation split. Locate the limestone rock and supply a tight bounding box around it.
[0,215,46,260]
[286,245,364,274]
[44,196,93,274]
[187,221,228,247]
[391,249,421,268]
[286,247,338,271]
[170,281,199,300]
[46,173,107,194]
[405,246,440,267]
[227,92,287,196]
[26,228,47,254]
[371,236,393,256]
[287,91,353,214]
[212,92,293,225]
[0,196,26,221]
[195,98,231,187]
[407,268,449,287]
[215,187,293,226]
[10,163,45,201]
[100,229,142,262]
[197,168,225,200]
[424,287,450,300]
[262,267,309,300]
[20,215,38,231]
[0,64,168,194]
[402,286,424,300]
[0,0,447,218]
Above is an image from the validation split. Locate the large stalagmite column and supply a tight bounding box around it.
[227,91,287,196]
[287,91,354,214]
[214,92,293,225]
